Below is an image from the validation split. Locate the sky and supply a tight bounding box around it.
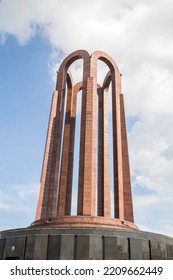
[0,0,173,237]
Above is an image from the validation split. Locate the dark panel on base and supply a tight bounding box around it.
[47,235,61,260]
[0,239,5,260]
[166,244,173,260]
[130,238,150,260]
[34,235,48,260]
[75,235,90,260]
[89,235,102,260]
[60,234,74,260]
[1,227,173,260]
[103,236,129,260]
[150,241,167,260]
[25,235,35,260]
[3,236,26,260]
[75,235,103,260]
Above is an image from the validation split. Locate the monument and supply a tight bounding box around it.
[0,50,173,259]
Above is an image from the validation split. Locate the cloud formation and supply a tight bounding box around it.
[0,184,39,230]
[1,0,173,235]
[0,184,39,212]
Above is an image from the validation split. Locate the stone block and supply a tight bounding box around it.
[47,235,61,260]
[75,235,90,260]
[103,236,129,260]
[89,235,102,260]
[60,234,74,260]
[150,241,167,260]
[3,236,26,260]
[0,239,5,260]
[33,235,48,260]
[166,243,173,260]
[129,238,150,260]
[75,234,103,260]
[25,235,36,260]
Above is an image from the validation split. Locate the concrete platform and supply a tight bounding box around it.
[1,227,173,259]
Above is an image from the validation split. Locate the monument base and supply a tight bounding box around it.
[31,215,138,230]
[0,226,173,259]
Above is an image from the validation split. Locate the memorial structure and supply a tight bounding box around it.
[0,50,173,259]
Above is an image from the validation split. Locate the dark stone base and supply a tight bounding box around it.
[0,227,173,260]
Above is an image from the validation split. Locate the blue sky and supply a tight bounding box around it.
[0,35,54,228]
[1,0,173,237]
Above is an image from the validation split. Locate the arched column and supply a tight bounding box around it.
[91,51,124,220]
[120,94,134,223]
[57,82,83,216]
[97,84,111,217]
[77,75,97,215]
[36,50,91,218]
[57,74,74,216]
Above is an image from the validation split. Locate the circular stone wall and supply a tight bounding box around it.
[0,227,173,260]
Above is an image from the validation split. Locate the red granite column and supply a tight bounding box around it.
[103,87,111,217]
[91,51,124,220]
[112,73,124,220]
[36,90,58,220]
[120,94,134,223]
[57,81,81,216]
[97,87,104,216]
[45,51,90,218]
[77,73,97,216]
[66,82,82,214]
[97,87,111,217]
[57,74,73,216]
[40,68,68,218]
[45,87,65,217]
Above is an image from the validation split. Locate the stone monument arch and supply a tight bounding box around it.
[33,50,136,229]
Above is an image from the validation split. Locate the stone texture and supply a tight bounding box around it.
[60,234,74,260]
[3,236,26,260]
[150,241,167,260]
[33,235,48,260]
[0,239,5,260]
[47,235,61,260]
[1,227,173,260]
[129,238,150,260]
[103,236,129,260]
[25,235,35,260]
[166,244,173,260]
[25,234,48,260]
[120,94,134,223]
[75,235,102,260]
[98,87,111,217]
[47,234,74,260]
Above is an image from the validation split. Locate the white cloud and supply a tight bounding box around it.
[0,191,12,210]
[0,183,39,230]
[0,0,173,235]
[0,184,39,212]
[133,192,173,237]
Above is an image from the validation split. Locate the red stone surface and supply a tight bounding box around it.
[31,216,138,230]
[34,50,137,230]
